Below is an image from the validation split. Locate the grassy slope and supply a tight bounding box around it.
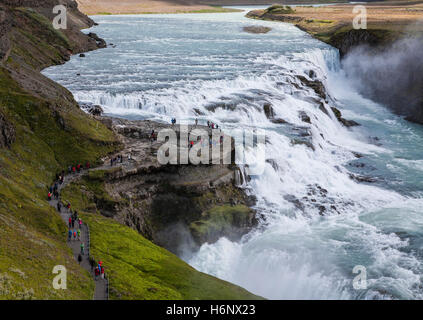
[0,8,118,299]
[61,177,262,300]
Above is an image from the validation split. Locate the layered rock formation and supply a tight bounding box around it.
[75,117,258,254]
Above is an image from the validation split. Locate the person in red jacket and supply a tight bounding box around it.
[86,161,90,169]
[47,192,52,201]
[68,217,72,228]
[72,166,76,174]
[100,266,105,279]
[94,267,100,280]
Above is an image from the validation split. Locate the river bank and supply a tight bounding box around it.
[246,2,423,56]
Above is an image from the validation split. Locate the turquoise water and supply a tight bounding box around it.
[43,10,423,299]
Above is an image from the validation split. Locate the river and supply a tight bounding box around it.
[43,9,423,300]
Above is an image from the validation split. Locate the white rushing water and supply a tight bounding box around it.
[43,9,423,299]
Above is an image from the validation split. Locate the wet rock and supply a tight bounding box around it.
[193,108,205,116]
[348,173,377,183]
[243,25,272,34]
[284,194,305,211]
[297,75,327,100]
[352,151,363,158]
[299,111,311,124]
[331,107,360,127]
[88,32,106,48]
[308,70,317,79]
[266,159,279,170]
[263,103,275,119]
[291,138,315,151]
[318,102,329,116]
[271,118,288,124]
[79,53,85,57]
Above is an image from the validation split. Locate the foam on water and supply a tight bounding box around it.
[42,11,423,299]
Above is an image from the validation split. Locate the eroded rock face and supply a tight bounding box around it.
[83,118,258,254]
[0,112,15,148]
[297,75,327,101]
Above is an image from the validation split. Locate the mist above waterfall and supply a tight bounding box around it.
[341,37,423,124]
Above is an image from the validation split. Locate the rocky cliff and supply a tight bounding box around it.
[64,117,258,255]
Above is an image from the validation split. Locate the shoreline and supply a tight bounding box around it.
[245,2,423,57]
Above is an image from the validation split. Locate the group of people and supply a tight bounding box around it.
[207,120,219,130]
[68,162,90,175]
[110,155,124,166]
[91,259,106,280]
[47,165,107,283]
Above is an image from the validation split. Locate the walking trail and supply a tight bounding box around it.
[48,168,109,300]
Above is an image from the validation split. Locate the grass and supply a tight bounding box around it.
[0,67,115,298]
[61,179,262,300]
[266,5,296,15]
[0,7,120,298]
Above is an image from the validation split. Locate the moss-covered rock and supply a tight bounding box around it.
[190,205,257,245]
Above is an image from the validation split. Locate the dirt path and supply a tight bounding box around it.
[48,170,108,300]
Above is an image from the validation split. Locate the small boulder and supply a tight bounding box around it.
[243,26,272,34]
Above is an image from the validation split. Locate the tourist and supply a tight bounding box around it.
[79,218,82,229]
[78,254,82,264]
[57,202,61,212]
[47,192,52,201]
[101,266,105,279]
[68,229,72,241]
[73,230,77,241]
[94,266,99,280]
[86,161,90,169]
[80,243,84,255]
[77,229,81,241]
[68,217,72,228]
